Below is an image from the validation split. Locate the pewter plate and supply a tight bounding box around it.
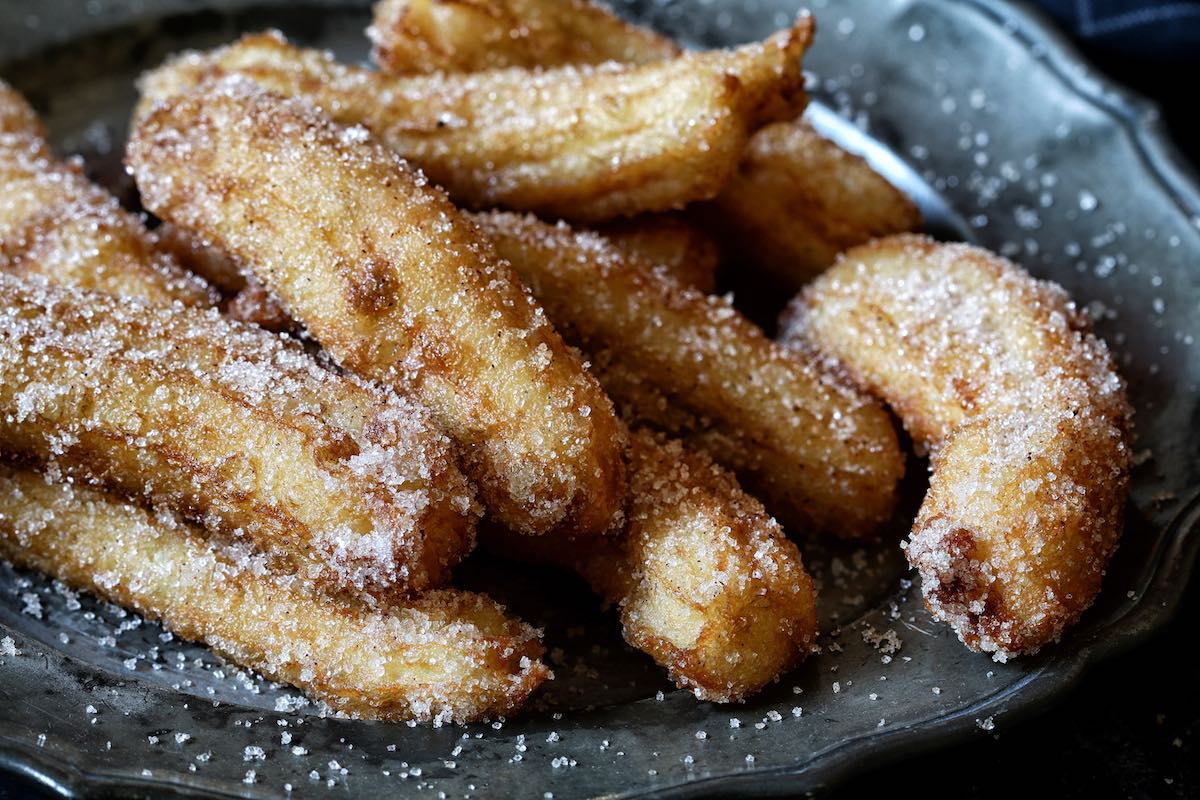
[1,0,1198,797]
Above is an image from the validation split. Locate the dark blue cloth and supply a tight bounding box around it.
[1035,0,1200,60]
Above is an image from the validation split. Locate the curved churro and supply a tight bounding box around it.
[489,428,818,701]
[470,210,904,538]
[127,77,626,538]
[135,20,812,222]
[368,0,679,74]
[0,466,547,722]
[782,235,1131,657]
[0,82,216,307]
[0,274,478,597]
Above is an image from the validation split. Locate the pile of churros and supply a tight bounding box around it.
[0,0,1131,723]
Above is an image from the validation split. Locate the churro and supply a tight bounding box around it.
[0,273,478,598]
[128,77,626,537]
[135,20,812,222]
[364,0,918,283]
[488,428,818,701]
[783,235,1131,656]
[0,465,546,722]
[470,210,903,538]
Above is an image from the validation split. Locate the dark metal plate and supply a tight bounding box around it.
[1,0,1198,797]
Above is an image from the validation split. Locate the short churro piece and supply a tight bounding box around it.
[489,428,817,701]
[0,466,546,722]
[0,274,478,597]
[128,78,626,537]
[784,235,1131,657]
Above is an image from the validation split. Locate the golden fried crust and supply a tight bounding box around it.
[0,466,547,722]
[368,0,679,74]
[0,274,479,597]
[470,210,904,539]
[127,78,626,538]
[489,428,818,702]
[0,90,217,307]
[135,21,812,222]
[592,213,720,293]
[700,120,921,291]
[783,234,1131,657]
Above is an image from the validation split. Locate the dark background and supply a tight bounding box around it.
[1,1,1198,798]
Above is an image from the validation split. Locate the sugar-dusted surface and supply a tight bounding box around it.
[128,78,626,539]
[784,235,1132,656]
[0,81,215,307]
[472,209,904,539]
[488,427,818,702]
[134,20,813,222]
[591,212,721,293]
[368,0,679,75]
[1,0,1197,796]
[0,465,546,722]
[0,274,477,597]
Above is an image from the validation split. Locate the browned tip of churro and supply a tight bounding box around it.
[127,75,627,538]
[0,465,547,722]
[786,234,1131,657]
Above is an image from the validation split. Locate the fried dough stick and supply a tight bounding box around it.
[365,0,919,285]
[489,429,817,702]
[0,81,216,306]
[128,78,626,538]
[135,19,813,222]
[0,274,478,597]
[782,235,1131,657]
[470,210,903,539]
[0,466,548,722]
[368,0,679,74]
